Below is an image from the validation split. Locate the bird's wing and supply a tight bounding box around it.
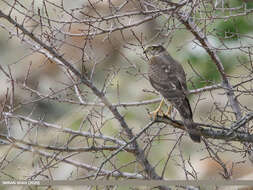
[175,75,188,94]
[149,75,186,99]
[159,53,189,93]
[149,56,188,95]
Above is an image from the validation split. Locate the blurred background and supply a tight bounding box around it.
[1,0,253,189]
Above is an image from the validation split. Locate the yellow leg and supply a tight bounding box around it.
[164,104,173,118]
[149,98,164,120]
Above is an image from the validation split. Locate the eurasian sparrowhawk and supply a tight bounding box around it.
[144,44,201,143]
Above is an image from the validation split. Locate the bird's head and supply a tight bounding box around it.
[143,44,166,56]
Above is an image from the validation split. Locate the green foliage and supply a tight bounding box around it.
[215,16,253,41]
[246,1,253,9]
[232,0,253,8]
[187,51,241,89]
[70,117,83,130]
[187,54,221,89]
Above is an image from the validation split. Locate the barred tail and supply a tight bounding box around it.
[183,117,201,143]
[189,132,201,143]
[176,97,201,143]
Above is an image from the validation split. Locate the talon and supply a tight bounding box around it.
[149,108,164,120]
[149,98,164,120]
[163,105,173,118]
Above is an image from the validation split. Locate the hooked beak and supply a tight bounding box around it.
[143,47,148,54]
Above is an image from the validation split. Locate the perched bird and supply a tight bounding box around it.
[143,44,201,143]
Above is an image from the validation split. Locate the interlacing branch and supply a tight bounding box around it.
[154,112,253,143]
